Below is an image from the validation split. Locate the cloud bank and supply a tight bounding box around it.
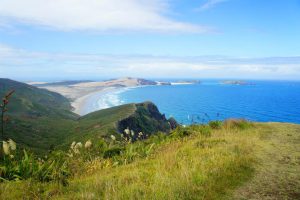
[0,0,208,33]
[0,44,299,81]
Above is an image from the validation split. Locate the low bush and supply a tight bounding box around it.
[209,120,223,129]
[103,147,123,158]
[224,119,252,130]
[170,127,192,138]
[0,149,70,186]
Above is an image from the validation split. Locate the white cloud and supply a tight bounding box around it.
[0,0,209,33]
[0,44,300,80]
[198,0,227,11]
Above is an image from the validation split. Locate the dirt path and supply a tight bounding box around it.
[233,123,300,200]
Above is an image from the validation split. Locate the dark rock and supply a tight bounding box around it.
[168,117,179,129]
[117,102,177,138]
[137,79,157,85]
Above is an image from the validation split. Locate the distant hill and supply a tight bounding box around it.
[30,80,93,87]
[0,79,176,153]
[0,78,76,119]
[0,78,78,152]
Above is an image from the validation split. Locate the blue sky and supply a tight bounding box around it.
[0,0,299,80]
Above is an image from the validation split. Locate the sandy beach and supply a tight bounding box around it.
[71,87,126,115]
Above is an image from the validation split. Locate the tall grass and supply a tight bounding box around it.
[50,121,256,199]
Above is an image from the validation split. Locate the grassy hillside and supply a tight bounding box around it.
[68,103,137,143]
[66,102,176,147]
[0,79,78,152]
[0,79,76,118]
[1,122,299,199]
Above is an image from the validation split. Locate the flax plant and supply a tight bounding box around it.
[0,90,14,141]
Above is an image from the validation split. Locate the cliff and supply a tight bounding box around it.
[117,102,178,138]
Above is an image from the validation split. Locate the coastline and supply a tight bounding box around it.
[71,83,196,116]
[71,85,153,116]
[72,87,123,116]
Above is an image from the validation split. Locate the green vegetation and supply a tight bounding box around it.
[1,121,299,199]
[208,120,223,129]
[0,150,69,186]
[0,79,174,153]
[0,79,75,118]
[0,78,78,152]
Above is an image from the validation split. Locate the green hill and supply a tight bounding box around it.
[0,79,76,119]
[74,102,176,143]
[0,79,78,152]
[0,79,176,152]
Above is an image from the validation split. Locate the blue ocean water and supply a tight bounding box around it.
[117,80,300,124]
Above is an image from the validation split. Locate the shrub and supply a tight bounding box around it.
[103,147,124,159]
[96,139,108,154]
[196,125,212,137]
[223,119,252,130]
[170,127,192,138]
[36,151,70,186]
[209,120,223,129]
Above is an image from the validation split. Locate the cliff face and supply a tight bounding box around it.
[117,102,178,137]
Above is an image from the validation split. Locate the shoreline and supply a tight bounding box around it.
[71,85,154,116]
[72,87,124,116]
[71,84,193,116]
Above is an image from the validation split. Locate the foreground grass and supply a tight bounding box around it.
[233,123,300,200]
[1,123,299,199]
[56,127,256,200]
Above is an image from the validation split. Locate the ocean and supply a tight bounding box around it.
[95,80,300,125]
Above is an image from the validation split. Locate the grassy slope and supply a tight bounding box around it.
[1,123,299,199]
[0,78,75,118]
[233,123,300,200]
[68,103,137,143]
[9,103,138,152]
[0,79,78,152]
[65,102,173,148]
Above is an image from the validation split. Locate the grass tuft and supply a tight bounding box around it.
[223,119,253,130]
